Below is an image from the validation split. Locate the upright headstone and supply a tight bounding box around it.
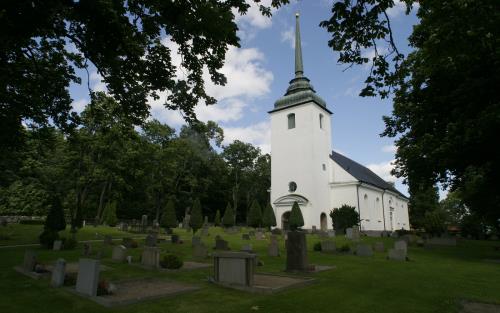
[327,230,336,238]
[356,244,374,257]
[373,241,385,252]
[75,259,100,297]
[388,248,406,261]
[141,247,160,268]
[145,234,157,247]
[22,250,37,271]
[111,245,127,262]
[213,252,256,286]
[204,216,208,225]
[268,239,280,257]
[311,226,317,234]
[286,231,308,271]
[51,258,66,287]
[321,241,336,253]
[215,239,229,251]
[346,228,353,239]
[103,235,113,245]
[141,214,148,233]
[394,240,408,254]
[126,256,133,264]
[242,234,250,240]
[53,240,63,251]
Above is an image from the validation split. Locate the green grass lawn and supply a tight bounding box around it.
[0,225,499,313]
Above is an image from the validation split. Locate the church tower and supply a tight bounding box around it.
[270,14,333,230]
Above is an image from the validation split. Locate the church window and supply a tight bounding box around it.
[287,113,295,129]
[289,181,297,192]
[319,114,324,129]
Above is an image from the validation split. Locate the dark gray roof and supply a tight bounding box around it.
[330,150,408,199]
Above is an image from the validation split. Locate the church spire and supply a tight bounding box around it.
[295,13,304,77]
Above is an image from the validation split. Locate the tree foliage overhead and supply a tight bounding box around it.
[321,0,500,229]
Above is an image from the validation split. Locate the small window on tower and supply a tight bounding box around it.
[319,114,323,129]
[322,164,326,171]
[288,113,295,129]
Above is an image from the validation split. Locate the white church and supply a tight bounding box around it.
[270,14,410,234]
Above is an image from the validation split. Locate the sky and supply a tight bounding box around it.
[68,1,423,197]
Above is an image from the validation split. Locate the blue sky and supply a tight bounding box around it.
[68,1,422,197]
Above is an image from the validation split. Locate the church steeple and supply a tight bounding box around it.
[272,13,328,111]
[295,13,304,78]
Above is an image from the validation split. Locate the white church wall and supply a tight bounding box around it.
[330,184,358,210]
[331,158,356,182]
[383,192,410,231]
[358,185,386,231]
[270,102,332,230]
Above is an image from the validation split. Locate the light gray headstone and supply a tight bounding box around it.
[388,248,406,261]
[394,240,408,254]
[213,252,256,286]
[75,259,100,297]
[268,241,280,257]
[327,231,336,238]
[356,244,374,257]
[141,247,160,268]
[112,245,127,262]
[51,258,66,287]
[22,250,37,271]
[321,241,336,253]
[126,255,133,264]
[373,241,385,252]
[53,240,63,251]
[346,228,353,239]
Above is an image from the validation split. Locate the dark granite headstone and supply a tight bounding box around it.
[215,239,229,250]
[285,231,308,271]
[23,250,37,271]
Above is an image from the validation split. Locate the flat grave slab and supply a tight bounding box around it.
[214,273,314,294]
[13,266,50,280]
[46,262,111,274]
[68,278,199,307]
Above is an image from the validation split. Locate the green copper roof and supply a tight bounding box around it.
[273,13,328,110]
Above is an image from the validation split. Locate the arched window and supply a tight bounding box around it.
[319,114,324,129]
[287,113,295,129]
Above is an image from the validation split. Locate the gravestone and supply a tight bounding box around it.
[82,243,92,256]
[53,240,63,251]
[388,248,406,261]
[111,245,127,262]
[103,235,113,245]
[141,214,148,232]
[346,228,353,239]
[373,241,385,252]
[394,240,408,254]
[356,244,374,257]
[311,226,317,233]
[215,239,229,251]
[51,258,66,287]
[318,231,328,239]
[141,247,160,268]
[192,236,201,246]
[321,241,336,253]
[241,244,253,253]
[255,231,265,240]
[242,234,250,240]
[193,243,208,259]
[126,256,133,264]
[183,214,191,230]
[286,231,308,271]
[327,231,336,238]
[23,250,37,271]
[204,216,208,225]
[268,240,280,257]
[352,228,360,241]
[171,234,179,244]
[213,252,256,287]
[75,259,100,297]
[249,230,255,237]
[145,234,157,247]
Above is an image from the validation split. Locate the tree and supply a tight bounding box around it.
[329,204,359,233]
[423,209,447,237]
[214,210,221,227]
[320,1,500,229]
[289,201,304,231]
[440,191,468,227]
[102,201,118,227]
[222,202,235,228]
[160,199,177,230]
[262,203,277,229]
[409,183,440,229]
[44,195,66,232]
[189,199,203,234]
[247,200,262,228]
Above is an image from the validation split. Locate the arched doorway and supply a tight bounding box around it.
[320,213,327,231]
[282,211,291,231]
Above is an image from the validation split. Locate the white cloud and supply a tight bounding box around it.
[89,71,107,92]
[366,160,397,183]
[281,26,294,48]
[381,144,397,153]
[72,99,88,113]
[223,121,271,154]
[386,0,406,18]
[235,0,275,30]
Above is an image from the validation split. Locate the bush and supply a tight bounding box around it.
[329,204,359,232]
[214,210,221,227]
[423,209,447,237]
[460,213,488,239]
[313,242,322,251]
[262,203,277,229]
[161,199,177,229]
[189,199,203,234]
[62,237,78,250]
[160,254,183,269]
[338,244,350,253]
[222,202,235,227]
[19,219,45,225]
[44,195,66,232]
[289,201,304,231]
[39,229,59,248]
[247,200,262,228]
[102,201,118,227]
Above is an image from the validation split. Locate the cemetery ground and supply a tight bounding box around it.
[0,225,499,313]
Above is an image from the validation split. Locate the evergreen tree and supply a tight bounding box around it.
[329,204,359,233]
[262,203,277,229]
[189,199,203,234]
[289,201,304,231]
[160,199,177,229]
[247,200,262,228]
[222,202,235,228]
[44,195,66,232]
[214,209,221,227]
[103,201,118,226]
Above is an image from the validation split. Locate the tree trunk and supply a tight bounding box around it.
[96,181,108,223]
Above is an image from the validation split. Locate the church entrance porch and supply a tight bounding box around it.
[320,213,327,231]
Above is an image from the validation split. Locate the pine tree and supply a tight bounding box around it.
[262,202,277,229]
[44,195,66,232]
[222,202,235,228]
[247,200,262,228]
[161,199,177,229]
[289,201,304,231]
[103,201,118,226]
[214,209,221,227]
[189,199,203,234]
